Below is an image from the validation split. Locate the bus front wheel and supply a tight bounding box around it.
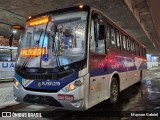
[110,77,119,104]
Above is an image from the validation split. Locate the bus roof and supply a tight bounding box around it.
[27,5,90,21]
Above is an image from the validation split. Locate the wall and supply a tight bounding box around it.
[0,36,18,46]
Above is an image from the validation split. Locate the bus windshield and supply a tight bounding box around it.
[17,11,88,69]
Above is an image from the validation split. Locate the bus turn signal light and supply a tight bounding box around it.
[14,79,19,87]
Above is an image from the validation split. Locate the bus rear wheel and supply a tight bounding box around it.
[110,77,119,104]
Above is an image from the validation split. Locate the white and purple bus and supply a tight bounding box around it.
[12,5,147,110]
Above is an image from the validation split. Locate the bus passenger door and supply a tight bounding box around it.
[88,12,106,106]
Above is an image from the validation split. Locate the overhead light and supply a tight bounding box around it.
[28,16,32,19]
[79,5,84,9]
[13,30,17,34]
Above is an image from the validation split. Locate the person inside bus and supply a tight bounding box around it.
[62,28,76,49]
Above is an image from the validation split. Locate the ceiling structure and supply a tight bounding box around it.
[124,0,160,55]
[0,0,159,56]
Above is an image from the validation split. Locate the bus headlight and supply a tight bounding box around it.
[69,83,75,90]
[62,77,84,92]
[14,79,19,87]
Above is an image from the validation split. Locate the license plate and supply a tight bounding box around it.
[58,94,74,101]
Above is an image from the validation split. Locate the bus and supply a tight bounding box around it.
[12,5,147,110]
[0,46,17,80]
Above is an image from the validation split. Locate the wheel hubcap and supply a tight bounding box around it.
[111,84,118,102]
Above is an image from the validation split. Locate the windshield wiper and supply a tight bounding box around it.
[52,33,64,71]
[39,21,49,67]
[22,30,43,68]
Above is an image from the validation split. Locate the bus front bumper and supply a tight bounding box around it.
[13,82,86,111]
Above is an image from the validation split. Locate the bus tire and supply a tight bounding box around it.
[109,77,119,104]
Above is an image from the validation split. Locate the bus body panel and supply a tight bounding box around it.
[88,48,147,107]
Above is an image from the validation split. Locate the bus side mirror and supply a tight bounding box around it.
[9,25,24,47]
[99,25,105,40]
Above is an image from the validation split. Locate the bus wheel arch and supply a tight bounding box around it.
[109,74,120,104]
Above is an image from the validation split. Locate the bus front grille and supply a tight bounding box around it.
[16,69,74,80]
[23,87,59,93]
[23,94,63,107]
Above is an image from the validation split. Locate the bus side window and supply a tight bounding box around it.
[106,24,111,49]
[125,36,128,52]
[116,30,121,51]
[135,43,140,56]
[135,43,137,56]
[133,42,136,55]
[127,38,131,53]
[98,22,105,54]
[90,13,105,54]
[90,20,96,53]
[110,27,116,48]
[131,40,135,54]
[122,35,126,51]
[119,32,123,51]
